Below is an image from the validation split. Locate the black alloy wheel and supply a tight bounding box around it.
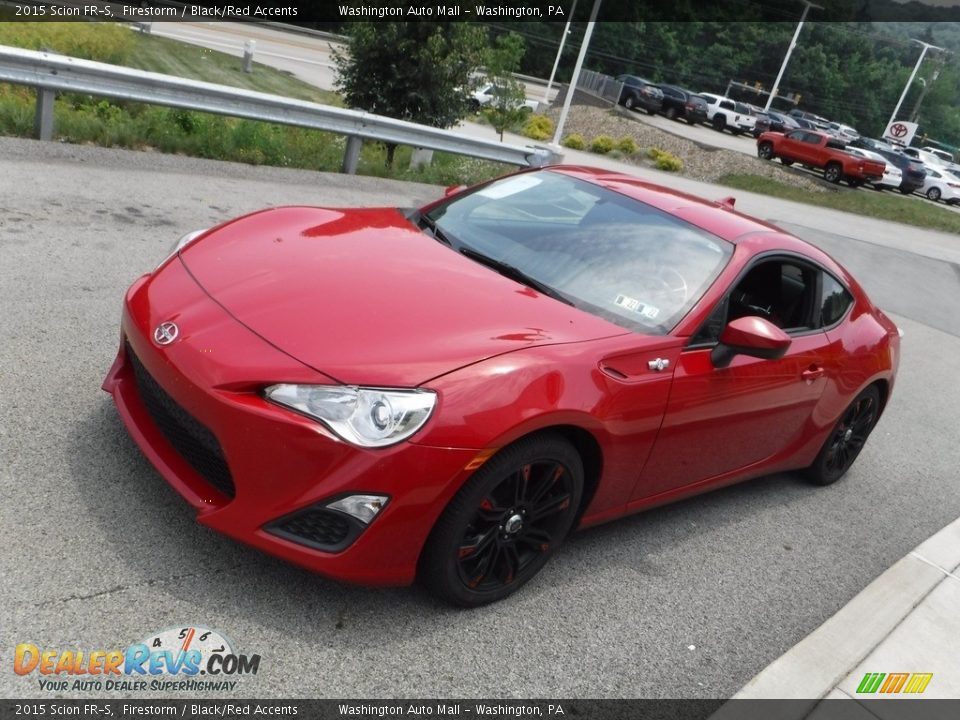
[757,142,774,160]
[712,115,726,132]
[824,163,842,184]
[805,385,880,486]
[420,435,583,607]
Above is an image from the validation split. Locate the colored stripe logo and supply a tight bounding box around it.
[856,672,933,694]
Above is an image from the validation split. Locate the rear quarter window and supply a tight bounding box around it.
[821,274,854,327]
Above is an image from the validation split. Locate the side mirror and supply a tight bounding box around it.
[445,184,467,197]
[711,316,792,368]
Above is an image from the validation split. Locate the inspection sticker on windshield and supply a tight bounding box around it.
[476,174,543,199]
[615,294,660,319]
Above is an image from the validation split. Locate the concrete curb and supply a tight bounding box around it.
[709,516,960,718]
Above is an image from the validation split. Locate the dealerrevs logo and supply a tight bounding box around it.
[14,626,260,693]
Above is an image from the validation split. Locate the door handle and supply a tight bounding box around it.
[801,366,825,382]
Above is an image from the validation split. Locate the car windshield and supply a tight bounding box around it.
[423,171,733,334]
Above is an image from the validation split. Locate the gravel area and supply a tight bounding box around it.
[545,105,827,192]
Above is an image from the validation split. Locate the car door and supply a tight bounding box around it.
[782,130,815,163]
[632,256,837,500]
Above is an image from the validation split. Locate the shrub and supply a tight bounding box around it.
[521,113,553,141]
[647,147,684,172]
[590,135,615,154]
[617,136,638,155]
[561,133,586,150]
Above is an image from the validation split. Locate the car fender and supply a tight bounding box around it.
[415,336,682,521]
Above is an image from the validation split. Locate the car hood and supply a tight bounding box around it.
[179,206,627,386]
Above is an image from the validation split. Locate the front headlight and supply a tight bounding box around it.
[156,229,207,270]
[264,384,437,448]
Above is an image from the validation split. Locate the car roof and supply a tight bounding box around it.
[545,166,787,243]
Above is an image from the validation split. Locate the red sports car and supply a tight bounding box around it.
[103,166,899,606]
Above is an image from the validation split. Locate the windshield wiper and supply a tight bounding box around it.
[416,212,454,247]
[459,246,574,306]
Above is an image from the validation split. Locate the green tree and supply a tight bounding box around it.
[332,21,486,166]
[480,33,529,142]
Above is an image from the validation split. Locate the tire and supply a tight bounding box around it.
[847,178,863,188]
[712,115,726,132]
[646,108,657,116]
[780,158,794,166]
[624,95,636,111]
[419,434,584,607]
[805,385,881,486]
[927,187,941,202]
[824,163,842,184]
[665,106,678,120]
[899,187,913,195]
[757,142,774,161]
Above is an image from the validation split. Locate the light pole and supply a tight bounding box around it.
[551,0,602,148]
[763,0,822,112]
[888,40,946,129]
[543,0,578,106]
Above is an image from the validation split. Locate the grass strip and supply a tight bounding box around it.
[0,22,510,187]
[718,173,960,235]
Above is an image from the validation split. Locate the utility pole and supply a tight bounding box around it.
[543,0,578,106]
[888,40,946,128]
[763,0,822,112]
[551,0,602,148]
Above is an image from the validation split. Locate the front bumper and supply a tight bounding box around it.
[102,261,477,586]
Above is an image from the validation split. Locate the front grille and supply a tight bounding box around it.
[126,343,235,498]
[265,506,362,553]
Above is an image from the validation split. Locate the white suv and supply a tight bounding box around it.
[699,93,753,135]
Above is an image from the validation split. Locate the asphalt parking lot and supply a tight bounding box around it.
[2,137,959,700]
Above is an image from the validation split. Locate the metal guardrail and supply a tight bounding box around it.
[0,44,558,173]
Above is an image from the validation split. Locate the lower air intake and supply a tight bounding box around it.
[265,506,364,553]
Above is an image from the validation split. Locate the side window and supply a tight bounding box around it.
[689,259,819,346]
[820,274,853,327]
[786,130,804,141]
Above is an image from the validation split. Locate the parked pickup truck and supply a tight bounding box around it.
[700,93,754,135]
[756,129,886,186]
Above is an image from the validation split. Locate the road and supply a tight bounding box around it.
[147,22,341,91]
[148,21,558,107]
[1,137,958,701]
